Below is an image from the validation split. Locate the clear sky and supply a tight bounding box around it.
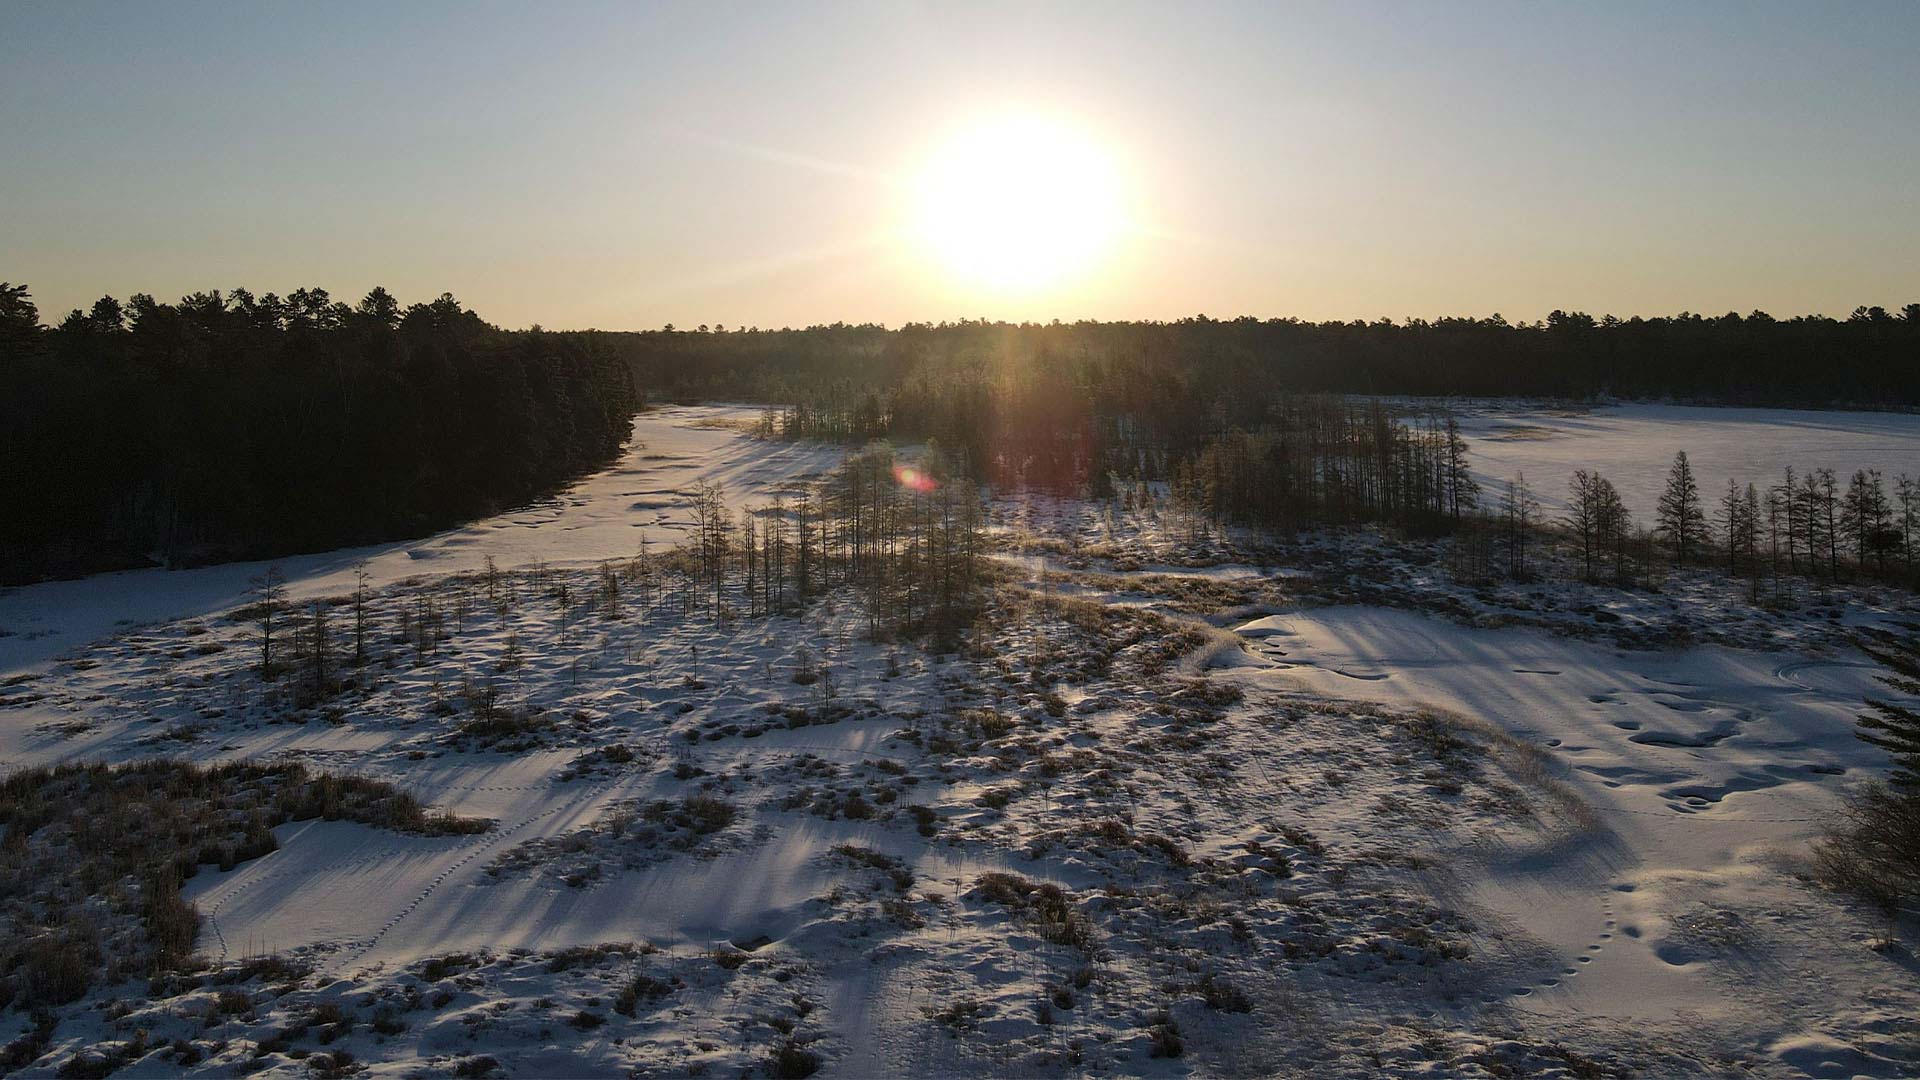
[4,0,1917,330]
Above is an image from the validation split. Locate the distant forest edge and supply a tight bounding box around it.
[614,305,1920,409]
[610,307,1920,490]
[0,285,638,585]
[3,282,1918,583]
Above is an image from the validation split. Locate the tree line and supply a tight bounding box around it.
[638,308,1920,497]
[1551,451,1917,592]
[0,283,638,584]
[610,307,1920,409]
[1163,397,1477,535]
[1149,397,1917,594]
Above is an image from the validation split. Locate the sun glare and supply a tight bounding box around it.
[910,112,1128,295]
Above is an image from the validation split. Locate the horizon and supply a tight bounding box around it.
[6,1,1919,330]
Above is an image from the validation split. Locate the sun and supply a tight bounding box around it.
[909,112,1129,295]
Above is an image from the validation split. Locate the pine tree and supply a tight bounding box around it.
[1897,474,1918,580]
[1818,468,1841,577]
[1818,623,1920,939]
[1858,625,1920,794]
[1776,466,1800,574]
[1716,479,1744,575]
[1655,451,1707,566]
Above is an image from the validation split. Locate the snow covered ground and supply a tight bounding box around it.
[1455,403,1920,515]
[3,405,1918,1077]
[1222,607,1910,1065]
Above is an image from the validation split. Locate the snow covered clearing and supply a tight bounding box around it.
[2,405,1917,1077]
[1223,608,1901,1042]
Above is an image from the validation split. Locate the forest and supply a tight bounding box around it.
[613,305,1920,410]
[0,284,637,584]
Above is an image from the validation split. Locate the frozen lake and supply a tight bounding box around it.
[1456,403,1920,516]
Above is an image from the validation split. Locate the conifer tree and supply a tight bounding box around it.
[1858,625,1920,794]
[1655,451,1706,566]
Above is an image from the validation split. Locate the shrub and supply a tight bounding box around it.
[769,1039,822,1078]
[928,996,985,1032]
[1198,974,1252,1013]
[1146,1011,1184,1058]
[679,795,737,835]
[0,1010,57,1073]
[1814,779,1920,940]
[970,874,1099,955]
[17,931,96,1007]
[907,805,939,837]
[614,974,674,1016]
[417,952,477,982]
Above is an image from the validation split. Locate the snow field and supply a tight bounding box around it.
[4,402,1919,1076]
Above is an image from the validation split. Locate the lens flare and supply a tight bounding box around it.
[893,463,938,493]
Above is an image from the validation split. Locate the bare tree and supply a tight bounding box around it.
[1595,475,1632,581]
[250,566,288,678]
[690,481,732,614]
[1443,415,1479,523]
[1568,468,1633,581]
[304,599,332,701]
[351,564,371,665]
[1499,474,1540,579]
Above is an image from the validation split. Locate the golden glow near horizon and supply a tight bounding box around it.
[906,112,1130,300]
[9,6,1919,328]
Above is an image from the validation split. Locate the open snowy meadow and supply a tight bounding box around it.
[2,402,1916,1078]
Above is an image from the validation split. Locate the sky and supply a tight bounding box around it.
[4,0,1918,330]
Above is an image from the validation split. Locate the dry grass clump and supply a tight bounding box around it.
[655,793,737,835]
[1145,1009,1184,1057]
[1029,819,1193,870]
[614,971,677,1016]
[767,1037,822,1078]
[832,844,915,892]
[970,872,1101,956]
